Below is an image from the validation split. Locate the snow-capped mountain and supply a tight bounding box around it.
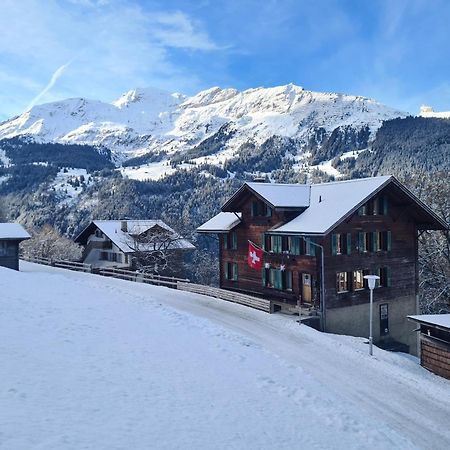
[0,84,406,171]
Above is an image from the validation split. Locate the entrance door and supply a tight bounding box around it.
[301,273,312,303]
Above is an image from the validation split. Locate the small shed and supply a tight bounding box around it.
[0,223,31,270]
[408,314,450,380]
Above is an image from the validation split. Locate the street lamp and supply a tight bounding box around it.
[363,275,380,356]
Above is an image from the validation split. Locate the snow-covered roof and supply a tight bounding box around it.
[0,223,31,240]
[86,220,194,253]
[272,176,392,235]
[408,314,450,330]
[197,212,242,233]
[245,182,311,208]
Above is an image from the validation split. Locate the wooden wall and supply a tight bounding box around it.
[420,337,450,380]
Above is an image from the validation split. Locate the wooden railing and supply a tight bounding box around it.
[22,255,92,272]
[177,282,271,313]
[98,267,189,289]
[54,259,92,272]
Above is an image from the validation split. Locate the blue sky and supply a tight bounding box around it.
[1,0,450,120]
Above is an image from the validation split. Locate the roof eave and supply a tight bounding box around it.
[407,316,450,333]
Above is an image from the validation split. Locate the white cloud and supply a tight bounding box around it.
[0,0,223,118]
[26,61,72,111]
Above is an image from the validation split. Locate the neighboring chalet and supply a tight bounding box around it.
[197,176,448,354]
[75,220,194,274]
[0,223,31,270]
[408,314,450,380]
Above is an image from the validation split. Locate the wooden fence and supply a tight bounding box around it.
[22,256,91,272]
[98,267,189,289]
[177,282,271,313]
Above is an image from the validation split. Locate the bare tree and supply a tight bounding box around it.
[21,225,83,261]
[404,172,450,313]
[126,224,192,276]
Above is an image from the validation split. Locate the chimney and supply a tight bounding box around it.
[120,220,128,232]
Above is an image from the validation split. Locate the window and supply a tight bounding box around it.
[224,262,238,281]
[0,242,16,257]
[288,236,301,255]
[251,201,272,217]
[358,231,391,253]
[271,235,282,253]
[263,268,292,291]
[336,272,350,293]
[353,270,364,290]
[100,251,108,260]
[331,233,351,255]
[358,196,389,216]
[378,231,392,251]
[378,267,391,288]
[95,229,103,238]
[223,231,237,250]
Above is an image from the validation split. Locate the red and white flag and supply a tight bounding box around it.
[247,241,263,270]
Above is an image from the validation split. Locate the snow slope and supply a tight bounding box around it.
[1,263,450,450]
[0,85,405,165]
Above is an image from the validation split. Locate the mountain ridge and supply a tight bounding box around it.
[0,84,406,171]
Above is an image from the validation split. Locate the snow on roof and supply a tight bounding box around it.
[93,220,195,253]
[408,314,450,330]
[245,182,311,208]
[0,223,31,240]
[273,176,392,235]
[197,212,241,233]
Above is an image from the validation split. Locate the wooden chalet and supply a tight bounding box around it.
[0,223,31,270]
[408,314,450,380]
[197,176,448,354]
[75,220,195,273]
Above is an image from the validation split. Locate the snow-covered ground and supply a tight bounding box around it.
[51,168,93,204]
[1,262,450,450]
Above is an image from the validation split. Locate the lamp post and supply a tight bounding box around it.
[363,275,380,356]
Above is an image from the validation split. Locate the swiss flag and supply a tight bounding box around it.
[248,241,263,270]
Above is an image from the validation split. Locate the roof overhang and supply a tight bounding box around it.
[197,212,242,234]
[408,315,450,333]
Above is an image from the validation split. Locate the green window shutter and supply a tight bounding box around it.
[358,232,364,253]
[275,270,283,289]
[266,206,272,217]
[273,236,282,253]
[331,234,337,256]
[292,237,300,255]
[261,233,266,251]
[372,231,378,252]
[306,238,315,256]
[386,231,392,251]
[386,267,392,287]
[262,268,266,286]
[346,233,352,255]
[251,201,257,217]
[232,263,238,281]
[383,196,389,215]
[223,234,228,250]
[232,232,237,250]
[224,262,229,280]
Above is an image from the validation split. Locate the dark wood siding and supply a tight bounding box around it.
[0,240,20,271]
[324,198,417,310]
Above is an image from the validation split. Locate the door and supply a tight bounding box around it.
[301,273,312,303]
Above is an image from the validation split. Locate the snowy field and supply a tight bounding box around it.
[1,262,450,450]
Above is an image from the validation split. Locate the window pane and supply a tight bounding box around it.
[353,270,364,290]
[337,272,348,292]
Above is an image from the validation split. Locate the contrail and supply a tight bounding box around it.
[26,61,72,111]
